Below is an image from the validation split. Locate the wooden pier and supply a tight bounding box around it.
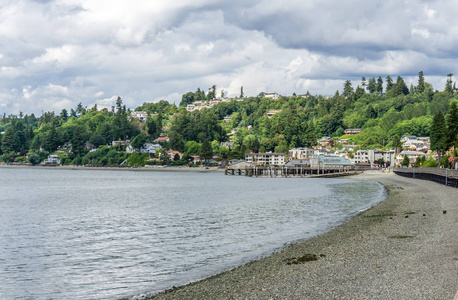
[225,166,355,177]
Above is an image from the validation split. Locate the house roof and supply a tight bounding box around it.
[154,137,169,142]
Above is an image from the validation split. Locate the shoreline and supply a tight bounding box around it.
[0,164,225,173]
[145,171,458,299]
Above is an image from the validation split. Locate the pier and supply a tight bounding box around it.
[225,166,356,177]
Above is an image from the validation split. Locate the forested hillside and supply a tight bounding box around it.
[1,72,457,166]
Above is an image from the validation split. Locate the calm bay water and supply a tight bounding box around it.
[0,168,385,299]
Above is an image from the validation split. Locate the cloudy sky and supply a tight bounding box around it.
[0,0,457,115]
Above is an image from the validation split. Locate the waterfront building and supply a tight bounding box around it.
[289,147,314,159]
[309,155,354,170]
[353,149,395,166]
[245,152,285,166]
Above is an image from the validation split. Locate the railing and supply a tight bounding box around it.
[393,167,458,188]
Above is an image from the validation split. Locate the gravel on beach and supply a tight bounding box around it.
[147,171,458,300]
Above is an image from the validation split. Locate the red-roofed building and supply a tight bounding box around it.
[153,137,170,143]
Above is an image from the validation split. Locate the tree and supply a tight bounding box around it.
[376,76,384,94]
[430,112,447,162]
[391,135,401,154]
[179,92,195,107]
[28,152,41,165]
[343,80,354,98]
[445,102,458,148]
[417,71,425,94]
[71,125,88,157]
[60,109,68,122]
[42,126,59,153]
[89,134,106,148]
[393,76,409,96]
[1,127,17,154]
[402,154,410,166]
[131,134,147,151]
[386,75,394,92]
[445,73,454,93]
[155,111,162,138]
[240,86,244,98]
[200,140,213,164]
[367,77,376,93]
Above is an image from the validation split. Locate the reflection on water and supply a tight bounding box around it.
[0,168,385,299]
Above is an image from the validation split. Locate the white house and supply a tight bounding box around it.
[126,143,162,154]
[45,155,61,165]
[264,92,280,99]
[130,111,148,121]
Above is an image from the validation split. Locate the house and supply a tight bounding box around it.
[344,128,362,135]
[318,137,334,148]
[221,140,234,149]
[264,92,280,99]
[190,155,201,163]
[112,140,130,147]
[45,155,60,165]
[353,149,395,166]
[401,135,417,142]
[153,137,170,143]
[126,143,162,154]
[245,152,285,166]
[130,111,148,121]
[395,151,425,166]
[166,150,183,160]
[266,109,281,117]
[289,147,315,159]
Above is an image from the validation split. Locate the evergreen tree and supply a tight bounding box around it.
[430,112,447,162]
[1,126,18,154]
[155,111,162,138]
[393,76,409,96]
[361,76,366,88]
[417,71,425,94]
[445,102,458,148]
[376,76,384,94]
[391,135,401,155]
[200,140,213,164]
[304,120,317,147]
[240,86,244,98]
[42,126,59,153]
[367,77,376,93]
[71,125,88,157]
[445,73,454,93]
[386,75,394,92]
[402,154,410,166]
[342,80,354,98]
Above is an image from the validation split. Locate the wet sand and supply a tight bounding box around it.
[147,171,458,299]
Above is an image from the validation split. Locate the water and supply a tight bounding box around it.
[0,168,385,299]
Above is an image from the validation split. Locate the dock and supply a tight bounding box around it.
[225,166,357,177]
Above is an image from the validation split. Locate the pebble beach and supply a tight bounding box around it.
[147,171,458,300]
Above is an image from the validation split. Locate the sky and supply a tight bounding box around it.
[1,0,457,115]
